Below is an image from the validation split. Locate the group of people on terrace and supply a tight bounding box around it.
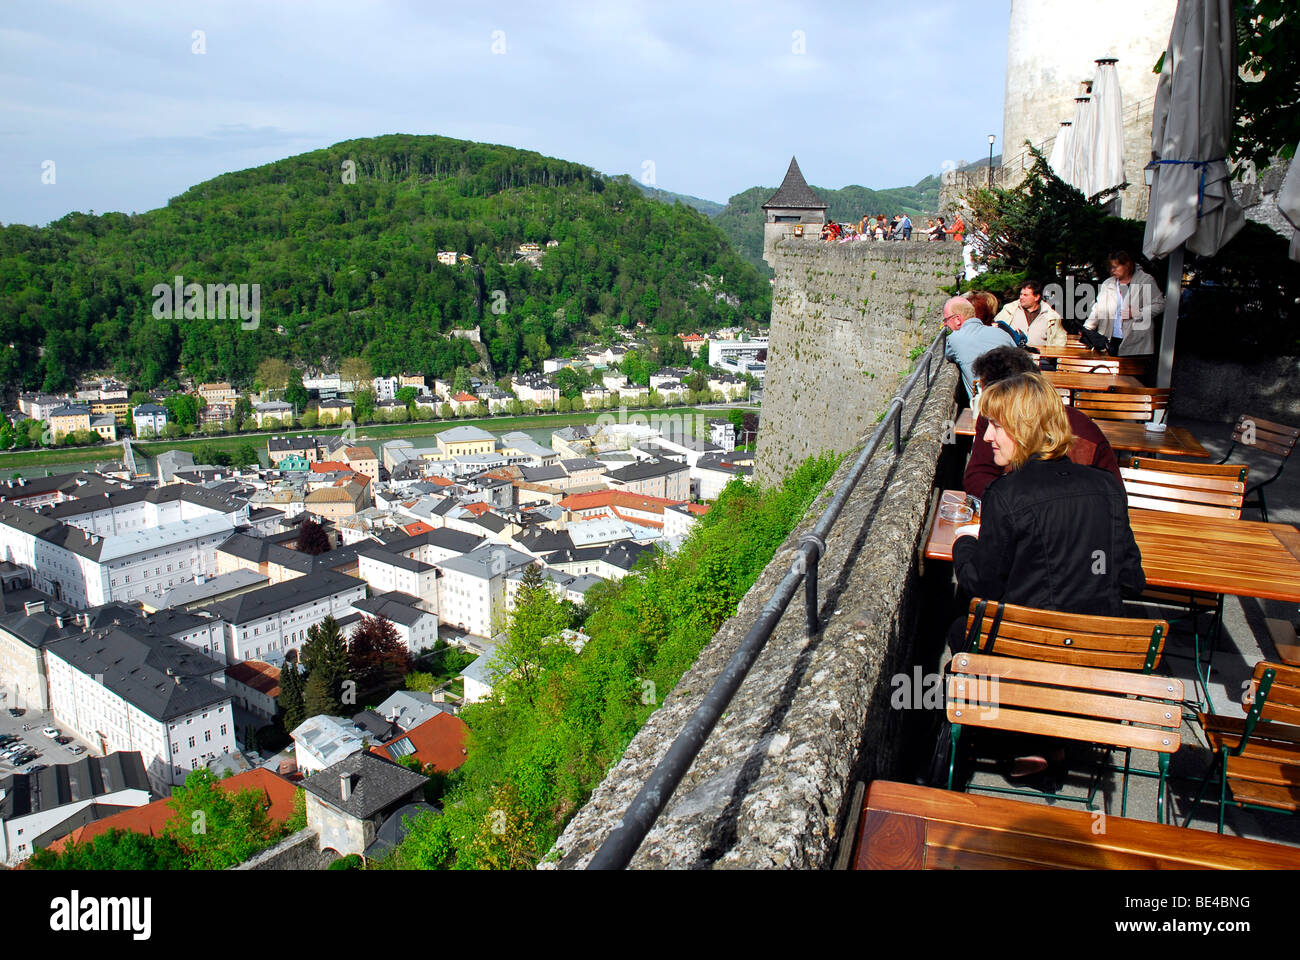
[938,253,1165,779]
[821,211,978,244]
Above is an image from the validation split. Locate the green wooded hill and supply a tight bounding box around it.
[0,134,771,392]
[711,175,942,271]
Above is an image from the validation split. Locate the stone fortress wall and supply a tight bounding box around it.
[755,237,964,486]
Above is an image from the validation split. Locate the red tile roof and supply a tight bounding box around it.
[402,521,434,536]
[225,659,281,698]
[48,768,299,853]
[370,712,469,773]
[311,461,349,473]
[452,392,479,403]
[559,490,683,514]
[462,502,492,517]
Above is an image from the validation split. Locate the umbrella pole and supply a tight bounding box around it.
[1156,244,1184,389]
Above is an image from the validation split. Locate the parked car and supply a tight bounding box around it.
[54,735,72,745]
[41,727,59,738]
[6,708,22,717]
[69,745,85,755]
[26,764,46,773]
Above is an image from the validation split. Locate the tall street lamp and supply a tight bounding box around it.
[988,134,996,189]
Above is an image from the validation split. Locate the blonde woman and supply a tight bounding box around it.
[952,372,1144,617]
[944,372,1145,780]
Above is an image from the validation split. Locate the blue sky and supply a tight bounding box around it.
[1,1,1009,226]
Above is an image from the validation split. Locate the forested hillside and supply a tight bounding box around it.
[712,175,942,271]
[0,135,770,392]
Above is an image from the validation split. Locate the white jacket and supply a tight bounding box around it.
[1084,267,1165,355]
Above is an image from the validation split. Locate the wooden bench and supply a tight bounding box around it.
[849,780,1300,869]
[1129,457,1247,483]
[1053,355,1148,377]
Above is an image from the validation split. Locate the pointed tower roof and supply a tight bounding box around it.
[762,157,827,210]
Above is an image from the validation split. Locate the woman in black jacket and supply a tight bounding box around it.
[952,373,1145,614]
[946,372,1145,778]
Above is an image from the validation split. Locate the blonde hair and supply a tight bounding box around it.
[979,373,1073,469]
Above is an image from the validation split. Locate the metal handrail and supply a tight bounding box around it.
[587,331,949,869]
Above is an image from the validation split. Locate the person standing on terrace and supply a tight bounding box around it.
[1083,250,1165,356]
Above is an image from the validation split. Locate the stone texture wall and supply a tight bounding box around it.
[233,828,340,870]
[755,237,963,487]
[545,360,959,870]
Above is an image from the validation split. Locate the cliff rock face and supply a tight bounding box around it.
[756,238,962,487]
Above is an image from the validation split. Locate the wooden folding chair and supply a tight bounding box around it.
[959,598,1167,673]
[1073,388,1172,423]
[1185,661,1300,833]
[945,653,1183,821]
[1128,457,1247,484]
[1120,464,1247,712]
[1054,355,1149,377]
[1120,465,1245,520]
[1216,414,1299,522]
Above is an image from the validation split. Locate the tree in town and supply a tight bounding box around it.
[164,768,283,869]
[300,616,352,717]
[295,518,331,555]
[352,387,376,424]
[26,828,188,870]
[256,357,292,395]
[285,371,309,413]
[488,563,573,704]
[451,366,472,395]
[340,356,372,391]
[278,650,307,732]
[348,614,412,690]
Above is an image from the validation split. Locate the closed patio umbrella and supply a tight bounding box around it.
[1090,58,1126,197]
[1048,121,1075,183]
[1142,0,1244,387]
[1069,95,1097,197]
[1278,144,1300,262]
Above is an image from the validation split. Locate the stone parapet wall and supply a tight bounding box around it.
[755,237,962,487]
[232,828,340,870]
[545,359,959,870]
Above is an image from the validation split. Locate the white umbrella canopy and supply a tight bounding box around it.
[1142,0,1244,259]
[1069,95,1098,197]
[1143,0,1245,388]
[1090,58,1126,196]
[1278,144,1300,262]
[1048,121,1075,183]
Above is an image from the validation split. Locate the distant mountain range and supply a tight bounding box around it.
[628,173,943,272]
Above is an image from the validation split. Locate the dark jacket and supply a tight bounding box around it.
[952,455,1144,616]
[964,406,1123,500]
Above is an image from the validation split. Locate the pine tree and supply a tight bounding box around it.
[299,616,352,717]
[278,654,307,733]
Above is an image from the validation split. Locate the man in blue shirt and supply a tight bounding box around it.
[942,297,1017,404]
[899,214,912,240]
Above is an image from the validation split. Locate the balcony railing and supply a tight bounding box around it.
[587,330,948,869]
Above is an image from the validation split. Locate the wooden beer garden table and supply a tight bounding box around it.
[924,489,1300,605]
[952,408,1211,459]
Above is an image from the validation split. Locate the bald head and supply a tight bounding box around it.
[943,297,975,332]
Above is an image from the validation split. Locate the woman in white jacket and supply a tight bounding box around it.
[1083,250,1165,356]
